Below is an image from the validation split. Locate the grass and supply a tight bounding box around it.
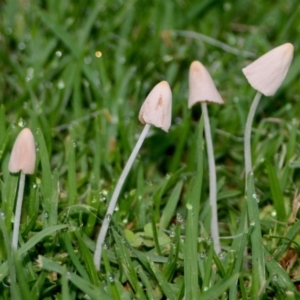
[1,0,300,298]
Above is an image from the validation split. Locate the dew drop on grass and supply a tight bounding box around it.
[219,252,225,259]
[55,51,62,57]
[252,193,260,202]
[122,218,128,224]
[103,243,108,249]
[0,211,6,219]
[72,140,77,148]
[271,210,277,217]
[99,191,107,202]
[18,42,26,50]
[5,27,12,35]
[18,118,26,127]
[207,237,212,245]
[44,212,49,219]
[186,203,193,210]
[57,79,65,89]
[11,214,15,223]
[108,274,115,282]
[105,214,112,220]
[272,274,278,281]
[200,251,206,259]
[114,205,119,212]
[169,231,175,238]
[250,220,255,227]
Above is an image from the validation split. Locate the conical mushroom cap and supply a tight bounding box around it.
[242,43,294,96]
[8,128,36,174]
[188,61,224,108]
[139,81,172,132]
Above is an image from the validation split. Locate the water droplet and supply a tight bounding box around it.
[99,191,107,202]
[18,118,26,127]
[250,220,255,227]
[119,56,126,64]
[122,218,128,224]
[207,237,212,245]
[200,251,206,259]
[0,211,6,219]
[272,274,278,281]
[169,231,175,238]
[33,183,37,189]
[45,81,53,89]
[176,213,184,224]
[72,140,77,148]
[18,42,26,50]
[44,212,49,218]
[55,51,62,57]
[252,193,259,202]
[105,214,112,220]
[103,243,108,249]
[114,205,119,212]
[5,27,12,35]
[271,210,277,217]
[95,51,102,58]
[36,147,40,152]
[165,173,171,180]
[219,252,225,259]
[203,286,208,291]
[66,271,71,279]
[11,214,15,223]
[84,56,92,64]
[186,203,193,210]
[57,79,65,89]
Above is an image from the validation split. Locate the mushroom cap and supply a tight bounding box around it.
[188,60,224,108]
[139,81,172,132]
[242,43,294,96]
[8,128,36,174]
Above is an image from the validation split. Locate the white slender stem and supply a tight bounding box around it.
[12,171,26,249]
[201,103,220,254]
[93,123,151,270]
[244,91,262,179]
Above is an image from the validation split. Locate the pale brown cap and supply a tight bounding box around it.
[8,128,36,174]
[188,61,224,108]
[242,43,294,96]
[139,81,172,132]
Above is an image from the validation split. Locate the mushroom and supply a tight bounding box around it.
[93,81,172,270]
[189,61,224,254]
[242,43,294,176]
[8,128,36,249]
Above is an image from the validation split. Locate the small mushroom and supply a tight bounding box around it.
[94,81,172,270]
[189,60,223,254]
[8,128,36,249]
[139,80,172,132]
[242,43,294,97]
[243,43,294,176]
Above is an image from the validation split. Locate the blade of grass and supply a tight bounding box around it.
[0,224,68,282]
[38,255,113,300]
[184,116,204,299]
[265,160,286,221]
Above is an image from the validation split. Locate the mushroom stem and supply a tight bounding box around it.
[12,171,26,249]
[244,91,262,178]
[201,102,220,254]
[94,123,151,270]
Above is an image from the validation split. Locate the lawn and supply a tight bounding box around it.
[1,0,300,299]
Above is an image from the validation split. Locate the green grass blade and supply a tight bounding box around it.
[0,224,68,282]
[265,160,286,221]
[38,255,113,300]
[184,116,204,299]
[160,180,184,229]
